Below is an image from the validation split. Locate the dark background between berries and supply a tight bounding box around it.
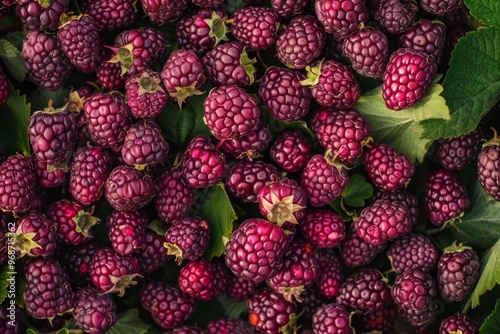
[1,0,500,333]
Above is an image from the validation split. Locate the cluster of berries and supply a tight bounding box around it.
[0,0,495,333]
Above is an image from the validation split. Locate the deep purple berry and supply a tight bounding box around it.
[0,154,36,214]
[437,243,480,302]
[363,142,415,192]
[382,48,438,110]
[141,0,189,25]
[247,288,298,334]
[73,287,117,334]
[96,52,126,91]
[439,313,479,334]
[225,218,290,283]
[155,168,196,223]
[438,124,487,171]
[372,189,419,225]
[164,216,210,263]
[0,71,9,107]
[178,259,227,301]
[315,250,344,299]
[24,258,74,319]
[15,211,57,258]
[354,198,412,246]
[312,303,354,334]
[136,228,171,274]
[206,318,254,334]
[341,224,385,267]
[399,19,446,66]
[420,0,463,16]
[15,0,69,31]
[270,0,309,18]
[219,119,272,160]
[375,0,418,34]
[230,6,280,50]
[391,268,438,311]
[31,157,67,188]
[276,15,326,69]
[361,306,396,333]
[300,209,346,248]
[227,273,260,302]
[258,67,312,121]
[387,233,439,275]
[87,0,137,30]
[478,132,500,201]
[125,69,169,118]
[315,0,369,40]
[424,169,470,226]
[225,160,280,203]
[107,209,148,256]
[60,240,101,286]
[270,130,312,173]
[310,108,370,164]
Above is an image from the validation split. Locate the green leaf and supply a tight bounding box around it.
[192,183,237,260]
[480,300,500,334]
[354,76,449,163]
[106,309,150,334]
[218,294,248,319]
[26,329,37,334]
[330,174,373,221]
[451,180,500,251]
[421,27,500,139]
[55,329,70,334]
[0,83,31,156]
[0,266,10,304]
[28,87,70,113]
[464,239,500,311]
[0,39,27,82]
[465,0,500,28]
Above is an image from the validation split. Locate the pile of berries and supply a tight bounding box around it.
[0,0,495,333]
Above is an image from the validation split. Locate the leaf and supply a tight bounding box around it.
[0,39,27,82]
[218,294,248,319]
[192,183,237,260]
[106,309,150,334]
[464,239,500,311]
[465,0,500,28]
[0,266,10,304]
[0,83,31,156]
[28,87,70,113]
[451,180,500,251]
[341,174,374,207]
[480,300,500,334]
[26,329,37,334]
[55,329,69,334]
[354,76,449,163]
[421,27,500,139]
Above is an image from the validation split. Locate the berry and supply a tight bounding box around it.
[300,209,346,248]
[342,26,390,78]
[375,0,418,34]
[420,0,464,16]
[109,27,167,76]
[302,60,361,109]
[178,259,227,301]
[203,85,261,140]
[354,198,412,246]
[247,287,298,334]
[424,169,470,226]
[315,250,344,299]
[219,119,272,160]
[125,69,169,118]
[225,218,290,283]
[24,258,74,319]
[31,157,67,188]
[387,233,439,275]
[391,268,438,311]
[45,199,99,245]
[15,0,69,31]
[181,135,227,188]
[136,228,171,274]
[28,103,77,166]
[312,303,354,334]
[270,130,312,173]
[438,124,487,171]
[230,6,280,50]
[140,281,196,330]
[206,318,254,334]
[96,52,127,91]
[121,119,169,168]
[175,8,229,57]
[300,154,349,207]
[22,30,74,91]
[363,142,415,192]
[310,108,370,164]
[87,0,137,30]
[69,145,114,205]
[360,306,396,333]
[57,13,103,73]
[270,0,308,19]
[89,247,140,296]
[142,0,190,25]
[83,92,132,149]
[257,178,307,226]
[162,48,207,107]
[477,131,500,201]
[227,273,260,302]
[439,313,479,334]
[165,327,204,334]
[225,160,280,203]
[314,0,369,40]
[372,189,419,225]
[192,0,224,7]
[164,216,210,263]
[437,243,480,302]
[15,211,57,258]
[202,41,257,87]
[107,209,148,256]
[276,15,326,69]
[0,154,36,214]
[60,240,101,286]
[155,168,196,223]
[0,68,10,107]
[336,268,392,313]
[73,287,117,334]
[399,19,447,66]
[382,48,438,110]
[258,67,312,121]
[0,301,26,334]
[105,165,157,211]
[268,239,320,302]
[396,305,435,330]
